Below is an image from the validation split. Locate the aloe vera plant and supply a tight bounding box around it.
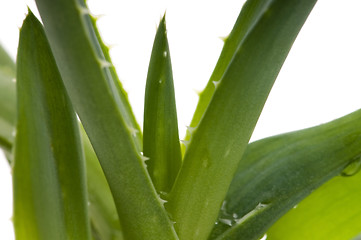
[1,0,361,239]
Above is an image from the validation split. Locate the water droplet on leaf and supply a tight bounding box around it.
[341,156,361,177]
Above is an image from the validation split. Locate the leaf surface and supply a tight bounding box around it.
[90,16,142,152]
[81,127,124,240]
[13,12,90,239]
[167,0,317,239]
[0,35,122,240]
[184,0,274,146]
[210,109,361,240]
[34,0,178,239]
[267,158,361,239]
[143,16,182,193]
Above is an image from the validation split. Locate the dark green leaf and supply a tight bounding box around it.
[167,0,317,239]
[13,12,90,239]
[210,109,361,240]
[0,35,123,240]
[90,16,142,152]
[143,16,182,193]
[81,127,124,240]
[267,159,361,239]
[34,0,178,239]
[184,0,275,147]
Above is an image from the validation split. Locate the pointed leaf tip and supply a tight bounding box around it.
[14,11,90,239]
[143,15,182,193]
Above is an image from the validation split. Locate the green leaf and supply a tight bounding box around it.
[166,0,317,239]
[33,0,178,239]
[0,33,122,240]
[143,15,182,193]
[209,109,361,240]
[90,15,142,152]
[184,0,275,147]
[267,160,361,239]
[13,12,90,239]
[81,126,124,240]
[0,45,16,156]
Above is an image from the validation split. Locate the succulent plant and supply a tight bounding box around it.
[1,0,361,239]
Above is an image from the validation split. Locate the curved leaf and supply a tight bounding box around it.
[0,33,122,240]
[34,0,178,239]
[13,12,90,239]
[267,161,361,239]
[184,0,274,146]
[210,109,361,240]
[143,16,182,193]
[90,16,142,152]
[167,0,317,239]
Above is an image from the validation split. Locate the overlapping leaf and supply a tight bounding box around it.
[208,109,361,239]
[184,0,275,146]
[34,0,177,239]
[13,12,90,239]
[267,158,361,239]
[0,49,122,240]
[81,127,123,240]
[167,0,317,239]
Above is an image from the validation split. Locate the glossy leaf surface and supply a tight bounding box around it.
[267,160,361,239]
[34,0,178,239]
[13,12,90,239]
[143,16,182,193]
[210,109,361,240]
[0,27,122,240]
[167,0,317,239]
[184,0,274,145]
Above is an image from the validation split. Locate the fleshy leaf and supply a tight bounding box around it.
[13,12,90,239]
[184,0,275,149]
[90,16,142,152]
[143,15,182,193]
[210,109,361,240]
[0,31,122,240]
[33,0,178,239]
[166,0,317,239]
[81,126,124,240]
[267,158,361,239]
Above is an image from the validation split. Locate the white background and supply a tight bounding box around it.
[1,0,361,239]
